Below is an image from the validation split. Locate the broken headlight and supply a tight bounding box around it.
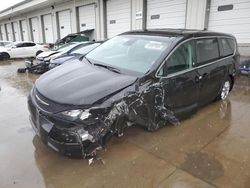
[60,109,91,120]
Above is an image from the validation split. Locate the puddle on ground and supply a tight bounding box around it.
[180,152,224,182]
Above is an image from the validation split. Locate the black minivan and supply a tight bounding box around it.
[28,29,239,159]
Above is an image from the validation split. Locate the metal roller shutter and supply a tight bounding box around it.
[6,23,13,41]
[12,22,21,41]
[20,20,29,41]
[78,4,96,31]
[58,10,72,38]
[0,26,2,40]
[208,0,250,44]
[106,0,131,38]
[43,14,54,43]
[147,0,187,29]
[30,17,40,43]
[0,25,6,40]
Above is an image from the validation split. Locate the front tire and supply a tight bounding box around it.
[1,52,10,60]
[217,77,232,101]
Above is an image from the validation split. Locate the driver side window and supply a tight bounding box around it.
[158,40,194,76]
[15,43,25,48]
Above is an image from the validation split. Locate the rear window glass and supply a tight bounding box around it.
[220,38,235,57]
[196,38,219,65]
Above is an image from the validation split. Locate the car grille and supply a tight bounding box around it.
[28,97,38,127]
[34,88,74,113]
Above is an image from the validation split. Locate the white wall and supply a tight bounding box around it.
[0,0,101,43]
[0,0,249,56]
[186,0,207,30]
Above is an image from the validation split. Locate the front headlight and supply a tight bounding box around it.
[44,57,51,62]
[60,109,91,120]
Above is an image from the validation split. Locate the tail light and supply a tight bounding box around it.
[43,44,50,48]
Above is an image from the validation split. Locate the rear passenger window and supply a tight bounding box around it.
[196,38,219,65]
[25,43,36,47]
[220,38,235,57]
[158,41,194,76]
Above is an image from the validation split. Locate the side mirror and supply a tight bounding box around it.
[12,46,16,49]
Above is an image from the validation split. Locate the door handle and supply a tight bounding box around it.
[195,75,203,83]
[202,73,208,77]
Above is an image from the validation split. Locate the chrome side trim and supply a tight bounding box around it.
[35,94,50,106]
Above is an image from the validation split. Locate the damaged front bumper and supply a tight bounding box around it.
[28,96,109,158]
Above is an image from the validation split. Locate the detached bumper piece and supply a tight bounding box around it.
[17,60,49,74]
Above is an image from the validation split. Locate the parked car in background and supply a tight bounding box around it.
[18,43,81,74]
[54,30,92,49]
[36,42,80,64]
[28,29,239,159]
[239,60,250,75]
[0,41,14,47]
[49,41,103,69]
[0,42,48,60]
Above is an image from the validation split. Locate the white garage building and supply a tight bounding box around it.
[0,0,249,55]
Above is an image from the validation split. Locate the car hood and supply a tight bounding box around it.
[51,55,77,65]
[37,51,59,58]
[36,60,137,106]
[0,47,9,52]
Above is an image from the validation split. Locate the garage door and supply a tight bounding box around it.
[12,22,21,41]
[6,23,13,41]
[58,10,72,38]
[106,0,131,38]
[0,25,6,40]
[147,0,187,29]
[30,17,40,43]
[208,0,250,44]
[20,20,29,41]
[78,4,96,31]
[43,14,54,43]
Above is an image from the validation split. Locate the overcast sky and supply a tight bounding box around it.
[0,0,25,11]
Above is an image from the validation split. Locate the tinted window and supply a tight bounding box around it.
[158,41,194,76]
[220,38,235,57]
[196,38,219,65]
[16,43,25,48]
[25,43,36,47]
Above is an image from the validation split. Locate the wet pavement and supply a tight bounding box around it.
[0,60,250,188]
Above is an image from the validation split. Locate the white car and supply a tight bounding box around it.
[0,41,49,59]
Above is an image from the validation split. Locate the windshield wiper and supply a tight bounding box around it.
[84,57,93,64]
[93,63,121,74]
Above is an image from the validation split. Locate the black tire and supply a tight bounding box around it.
[1,52,10,60]
[17,68,27,73]
[36,51,43,57]
[216,77,232,101]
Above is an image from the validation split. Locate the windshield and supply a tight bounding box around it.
[85,35,174,74]
[70,43,101,55]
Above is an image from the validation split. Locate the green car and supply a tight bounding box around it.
[54,29,94,49]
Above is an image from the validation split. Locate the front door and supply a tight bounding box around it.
[157,40,199,119]
[9,43,25,58]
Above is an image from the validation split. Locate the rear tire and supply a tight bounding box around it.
[17,68,27,73]
[216,77,232,101]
